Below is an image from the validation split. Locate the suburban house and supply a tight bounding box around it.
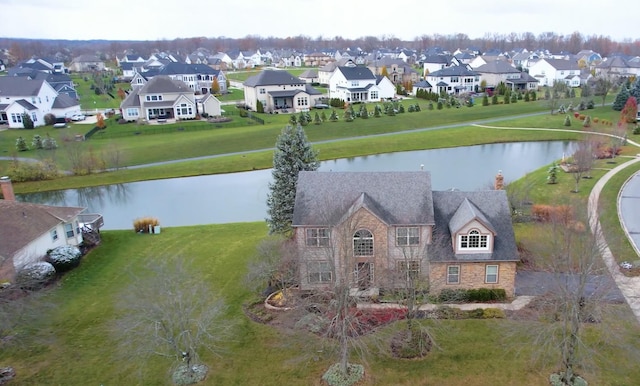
[9,57,67,74]
[0,177,103,281]
[243,69,323,113]
[367,57,419,85]
[120,75,221,121]
[474,61,539,92]
[303,52,332,67]
[318,58,356,86]
[528,58,582,87]
[117,54,146,66]
[292,171,518,297]
[426,66,481,95]
[152,62,228,95]
[0,76,80,128]
[595,55,640,78]
[298,69,319,84]
[328,66,395,103]
[422,54,454,76]
[68,54,105,72]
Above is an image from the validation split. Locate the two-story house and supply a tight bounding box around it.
[318,59,356,86]
[422,54,454,77]
[528,58,582,87]
[292,171,518,297]
[328,66,395,103]
[0,76,79,128]
[154,63,227,95]
[120,75,220,121]
[243,69,323,113]
[367,57,419,85]
[426,66,480,95]
[474,61,538,92]
[69,54,105,72]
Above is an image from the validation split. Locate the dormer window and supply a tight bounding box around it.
[459,229,489,250]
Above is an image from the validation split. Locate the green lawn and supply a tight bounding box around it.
[71,73,126,110]
[2,223,638,385]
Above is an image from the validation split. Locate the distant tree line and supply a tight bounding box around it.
[0,31,637,64]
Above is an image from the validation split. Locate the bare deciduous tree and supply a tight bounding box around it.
[570,140,595,193]
[113,259,232,385]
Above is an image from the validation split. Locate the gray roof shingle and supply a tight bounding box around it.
[337,66,375,80]
[0,77,46,97]
[244,70,304,87]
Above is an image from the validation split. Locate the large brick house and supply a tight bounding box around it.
[292,171,518,297]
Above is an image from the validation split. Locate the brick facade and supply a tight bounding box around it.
[429,261,517,298]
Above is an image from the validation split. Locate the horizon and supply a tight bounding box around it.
[1,0,637,43]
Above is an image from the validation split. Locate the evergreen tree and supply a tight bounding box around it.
[43,134,58,150]
[256,100,264,113]
[482,94,489,106]
[321,111,327,122]
[564,115,572,126]
[266,125,319,235]
[630,79,640,100]
[314,112,321,125]
[492,94,498,105]
[360,104,369,119]
[613,87,630,111]
[524,92,530,102]
[289,114,297,125]
[580,84,592,99]
[298,112,308,126]
[15,136,28,151]
[374,105,382,117]
[530,91,537,101]
[329,109,338,122]
[32,134,43,149]
[22,113,34,129]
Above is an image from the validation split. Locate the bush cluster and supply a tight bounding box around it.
[15,262,56,289]
[321,363,364,386]
[421,306,506,320]
[531,204,573,224]
[437,288,507,303]
[133,217,160,233]
[46,245,82,272]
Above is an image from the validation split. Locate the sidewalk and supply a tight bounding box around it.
[357,296,535,311]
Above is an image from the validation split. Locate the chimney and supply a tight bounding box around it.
[0,176,16,201]
[494,170,504,190]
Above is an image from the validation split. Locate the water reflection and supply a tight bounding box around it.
[19,141,574,230]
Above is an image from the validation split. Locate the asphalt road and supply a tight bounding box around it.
[515,270,625,302]
[619,172,640,258]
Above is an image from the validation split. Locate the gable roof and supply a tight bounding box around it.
[542,58,580,71]
[52,94,79,109]
[448,198,496,235]
[157,62,220,76]
[0,77,46,97]
[430,190,517,262]
[475,61,519,74]
[428,66,478,77]
[15,99,37,110]
[244,70,304,87]
[0,200,84,260]
[139,75,192,94]
[293,171,435,226]
[338,66,375,80]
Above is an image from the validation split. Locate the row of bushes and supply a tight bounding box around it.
[419,306,506,320]
[13,246,83,290]
[437,288,507,303]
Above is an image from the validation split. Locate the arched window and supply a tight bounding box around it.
[353,229,373,256]
[459,229,488,250]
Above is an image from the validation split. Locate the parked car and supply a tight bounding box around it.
[70,113,86,121]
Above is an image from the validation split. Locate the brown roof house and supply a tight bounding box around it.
[291,171,518,297]
[0,177,103,280]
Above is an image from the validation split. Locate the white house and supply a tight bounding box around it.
[328,66,395,103]
[120,76,198,121]
[154,63,227,95]
[0,76,78,128]
[423,55,454,76]
[426,66,481,95]
[0,177,102,280]
[318,59,356,86]
[243,69,323,113]
[528,58,582,87]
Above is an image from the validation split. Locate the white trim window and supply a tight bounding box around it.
[64,223,74,238]
[396,227,419,246]
[447,265,460,284]
[126,108,139,117]
[51,229,58,241]
[306,228,329,247]
[459,229,489,250]
[485,265,499,284]
[308,261,332,283]
[353,229,373,256]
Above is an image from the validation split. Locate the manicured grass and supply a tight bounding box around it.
[71,73,126,110]
[2,223,638,385]
[216,88,244,101]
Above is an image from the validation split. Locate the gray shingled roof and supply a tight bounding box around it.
[120,87,141,108]
[292,171,435,227]
[15,99,37,110]
[429,66,478,77]
[448,198,496,235]
[475,61,519,74]
[0,77,46,97]
[157,62,219,76]
[244,70,304,87]
[52,94,78,109]
[0,200,84,260]
[139,76,191,94]
[337,66,375,80]
[543,58,580,71]
[430,190,518,262]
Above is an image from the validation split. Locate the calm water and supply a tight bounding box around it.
[19,141,574,230]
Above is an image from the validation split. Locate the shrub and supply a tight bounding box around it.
[133,217,159,233]
[583,115,591,128]
[466,288,507,302]
[468,308,485,319]
[434,306,465,319]
[15,137,28,152]
[587,100,595,109]
[16,262,56,289]
[31,135,43,149]
[438,288,469,303]
[482,308,506,318]
[322,363,364,386]
[5,159,60,182]
[44,113,56,126]
[531,204,573,223]
[42,135,58,150]
[564,115,571,126]
[46,245,82,272]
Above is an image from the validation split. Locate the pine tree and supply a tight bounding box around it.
[15,136,28,151]
[32,134,43,149]
[492,94,498,105]
[564,115,572,127]
[314,112,321,125]
[580,84,592,99]
[613,87,630,111]
[22,113,34,129]
[329,109,338,122]
[630,79,640,100]
[266,125,319,234]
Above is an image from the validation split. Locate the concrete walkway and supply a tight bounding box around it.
[358,296,535,311]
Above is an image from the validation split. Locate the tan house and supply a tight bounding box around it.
[0,177,103,280]
[292,171,518,297]
[243,70,323,113]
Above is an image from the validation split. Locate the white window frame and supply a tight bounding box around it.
[353,229,374,256]
[64,223,74,238]
[396,227,420,246]
[308,261,332,283]
[447,265,460,284]
[485,265,499,284]
[458,229,489,251]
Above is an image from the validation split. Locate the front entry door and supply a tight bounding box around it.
[355,262,373,290]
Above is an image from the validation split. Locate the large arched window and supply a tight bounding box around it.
[353,229,374,256]
[459,229,488,250]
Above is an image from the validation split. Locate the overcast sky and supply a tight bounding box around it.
[0,0,636,42]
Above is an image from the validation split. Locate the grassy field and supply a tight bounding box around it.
[2,223,639,385]
[71,73,126,110]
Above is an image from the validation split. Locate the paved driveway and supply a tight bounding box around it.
[619,172,640,258]
[515,271,625,302]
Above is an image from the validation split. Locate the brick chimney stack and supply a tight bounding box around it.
[0,176,16,201]
[494,170,504,190]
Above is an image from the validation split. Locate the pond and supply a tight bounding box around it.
[18,141,574,230]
